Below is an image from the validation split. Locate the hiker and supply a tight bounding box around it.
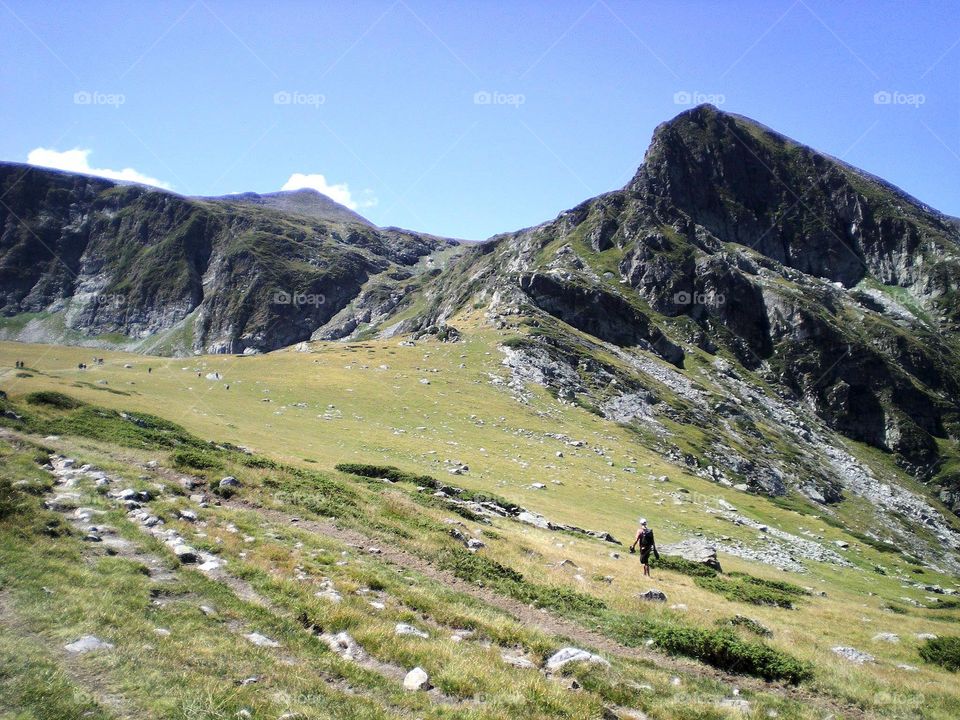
[148,367,152,374]
[629,518,659,577]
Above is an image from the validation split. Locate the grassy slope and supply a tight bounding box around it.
[1,325,959,718]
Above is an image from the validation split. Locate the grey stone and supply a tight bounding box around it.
[832,646,874,663]
[403,666,431,691]
[65,635,114,654]
[659,539,722,571]
[172,544,199,563]
[545,647,610,672]
[395,623,429,639]
[245,632,280,648]
[872,633,899,643]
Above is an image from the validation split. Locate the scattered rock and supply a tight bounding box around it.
[872,633,899,643]
[323,632,365,661]
[219,476,240,489]
[545,647,610,672]
[639,589,667,602]
[395,623,429,639]
[659,539,722,571]
[64,635,114,654]
[518,511,550,529]
[403,666,431,691]
[172,544,199,564]
[832,646,874,663]
[245,632,280,648]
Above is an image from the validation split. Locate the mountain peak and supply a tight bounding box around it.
[213,188,375,227]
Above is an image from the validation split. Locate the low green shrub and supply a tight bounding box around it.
[7,393,206,451]
[24,391,84,410]
[694,573,805,609]
[919,636,960,671]
[719,614,773,637]
[650,554,718,577]
[925,599,960,611]
[171,448,224,471]
[643,620,810,683]
[336,462,520,512]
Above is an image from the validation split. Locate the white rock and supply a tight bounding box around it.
[245,632,280,648]
[403,666,431,691]
[323,631,364,661]
[64,635,113,654]
[395,623,429,639]
[315,589,343,603]
[545,647,610,672]
[872,632,899,643]
[832,646,874,663]
[517,511,550,529]
[172,544,198,563]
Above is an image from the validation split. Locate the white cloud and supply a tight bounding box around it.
[281,172,377,210]
[26,147,172,190]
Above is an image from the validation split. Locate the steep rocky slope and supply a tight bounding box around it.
[0,164,461,354]
[402,106,960,561]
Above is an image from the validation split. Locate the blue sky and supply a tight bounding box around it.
[2,1,958,240]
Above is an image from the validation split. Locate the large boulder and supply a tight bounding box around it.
[659,538,722,571]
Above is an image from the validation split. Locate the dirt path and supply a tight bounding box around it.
[228,499,873,720]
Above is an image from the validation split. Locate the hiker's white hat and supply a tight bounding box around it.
[639,518,647,525]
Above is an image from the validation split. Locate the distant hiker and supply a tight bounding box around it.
[630,518,659,577]
[148,367,152,374]
[225,384,230,390]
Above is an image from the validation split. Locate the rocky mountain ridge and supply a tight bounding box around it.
[0,163,462,354]
[2,106,959,566]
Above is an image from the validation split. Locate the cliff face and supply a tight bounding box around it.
[0,164,460,354]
